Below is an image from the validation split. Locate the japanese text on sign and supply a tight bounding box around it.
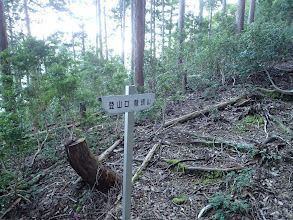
[102,93,155,114]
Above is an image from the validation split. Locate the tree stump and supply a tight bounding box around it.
[65,138,122,193]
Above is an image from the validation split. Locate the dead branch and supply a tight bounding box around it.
[198,204,213,219]
[98,139,122,162]
[163,95,246,127]
[0,197,22,219]
[265,111,293,135]
[265,70,293,95]
[186,165,252,172]
[132,144,160,183]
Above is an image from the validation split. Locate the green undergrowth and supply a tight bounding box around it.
[172,194,188,205]
[166,159,189,176]
[209,192,251,220]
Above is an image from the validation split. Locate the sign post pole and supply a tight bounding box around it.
[101,86,155,220]
[122,85,135,220]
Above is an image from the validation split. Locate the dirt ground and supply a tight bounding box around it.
[3,68,293,220]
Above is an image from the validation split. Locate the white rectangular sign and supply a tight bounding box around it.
[102,93,155,114]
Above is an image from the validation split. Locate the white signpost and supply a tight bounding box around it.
[102,86,155,220]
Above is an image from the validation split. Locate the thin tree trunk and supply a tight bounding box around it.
[153,0,156,57]
[121,0,126,63]
[222,0,226,13]
[236,0,246,32]
[95,0,99,55]
[98,0,103,58]
[178,0,186,91]
[72,31,76,61]
[248,0,256,24]
[131,0,134,81]
[0,0,13,111]
[150,0,153,54]
[161,0,165,59]
[23,0,31,36]
[103,0,108,60]
[208,4,213,39]
[81,22,85,54]
[133,0,146,91]
[198,0,203,31]
[7,10,14,48]
[168,3,173,48]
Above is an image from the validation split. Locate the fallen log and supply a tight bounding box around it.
[65,138,122,193]
[163,95,246,127]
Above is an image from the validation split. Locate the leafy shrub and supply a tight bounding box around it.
[210,192,251,219]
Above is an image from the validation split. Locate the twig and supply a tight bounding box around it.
[132,144,160,183]
[0,197,22,219]
[98,139,122,161]
[197,204,212,219]
[265,110,293,135]
[265,70,293,95]
[259,209,267,220]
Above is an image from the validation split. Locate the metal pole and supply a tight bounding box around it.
[122,85,135,220]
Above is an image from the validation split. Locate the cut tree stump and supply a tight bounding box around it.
[65,138,122,193]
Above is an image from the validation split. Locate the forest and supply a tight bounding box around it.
[0,0,293,219]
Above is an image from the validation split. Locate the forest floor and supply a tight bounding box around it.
[3,65,293,220]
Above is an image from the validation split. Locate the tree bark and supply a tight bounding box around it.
[150,0,153,54]
[168,2,173,48]
[65,139,122,193]
[248,0,256,24]
[103,0,108,60]
[236,0,246,32]
[198,0,204,31]
[0,0,8,52]
[121,0,126,63]
[178,0,186,91]
[133,0,146,91]
[161,0,165,59]
[222,0,226,14]
[208,2,213,39]
[0,0,13,111]
[23,0,31,36]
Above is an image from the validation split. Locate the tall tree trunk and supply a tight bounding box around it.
[198,0,203,31]
[131,0,134,82]
[95,0,99,55]
[161,0,165,59]
[150,0,153,54]
[98,0,103,58]
[81,23,85,54]
[153,0,156,57]
[95,0,103,58]
[222,0,226,13]
[177,0,186,91]
[103,0,108,60]
[248,0,256,24]
[132,0,146,92]
[0,0,13,111]
[121,0,126,63]
[23,0,31,36]
[208,3,213,39]
[7,9,14,48]
[236,0,246,32]
[168,3,173,48]
[72,31,76,61]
